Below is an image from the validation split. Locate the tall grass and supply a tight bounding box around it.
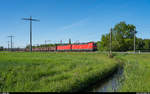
[116,54,150,92]
[0,52,119,92]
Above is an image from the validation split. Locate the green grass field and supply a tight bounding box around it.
[1,52,150,92]
[116,53,150,92]
[0,52,119,92]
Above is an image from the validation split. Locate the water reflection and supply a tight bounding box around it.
[89,67,124,92]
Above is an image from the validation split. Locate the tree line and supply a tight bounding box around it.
[97,21,150,52]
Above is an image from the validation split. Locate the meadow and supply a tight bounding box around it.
[0,52,119,92]
[116,53,150,92]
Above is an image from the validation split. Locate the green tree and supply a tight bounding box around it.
[143,39,150,50]
[99,21,137,51]
[136,38,144,50]
[124,39,134,51]
[99,34,110,51]
[0,46,3,51]
[113,21,136,39]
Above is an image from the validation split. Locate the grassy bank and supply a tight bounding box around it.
[116,54,150,92]
[0,52,119,92]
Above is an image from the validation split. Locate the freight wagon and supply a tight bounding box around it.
[26,42,97,52]
[32,46,56,52]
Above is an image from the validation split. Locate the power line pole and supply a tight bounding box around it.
[45,40,51,45]
[134,30,136,53]
[60,40,62,44]
[8,35,15,51]
[69,38,72,51]
[22,16,40,52]
[69,38,71,44]
[45,40,47,45]
[110,28,112,55]
[8,41,10,51]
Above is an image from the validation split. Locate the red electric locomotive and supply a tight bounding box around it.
[57,42,97,52]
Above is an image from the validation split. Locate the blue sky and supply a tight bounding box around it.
[0,0,150,48]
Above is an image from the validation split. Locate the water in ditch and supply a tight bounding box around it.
[88,67,124,92]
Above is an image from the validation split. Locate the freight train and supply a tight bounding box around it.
[26,42,97,52]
